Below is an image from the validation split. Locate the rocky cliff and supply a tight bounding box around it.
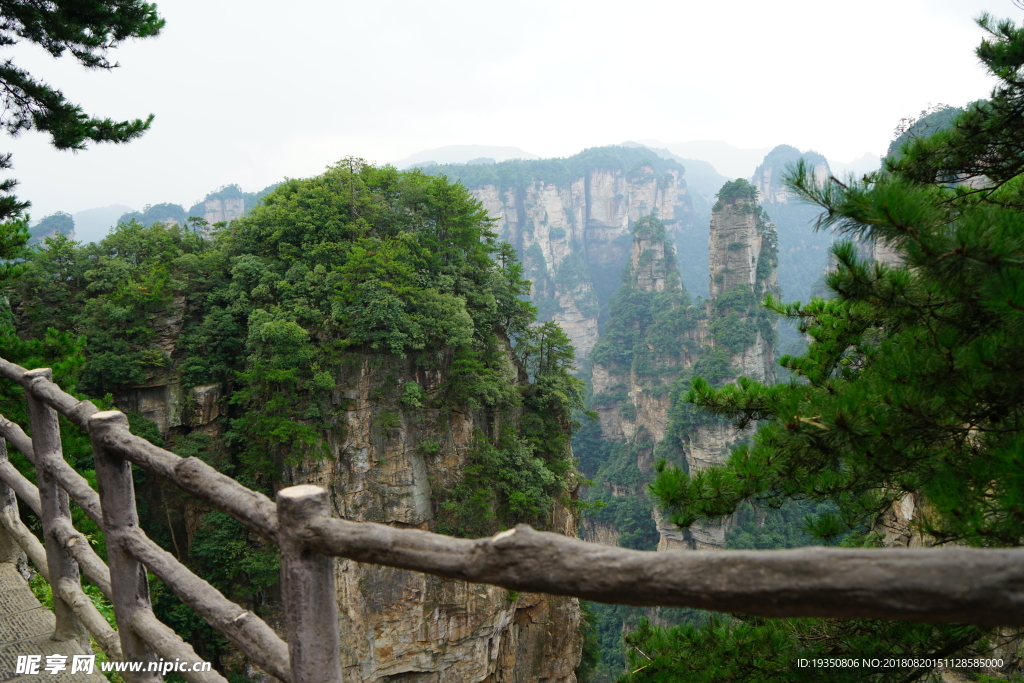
[79,165,585,683]
[201,196,246,224]
[584,216,699,553]
[580,180,777,556]
[28,212,75,244]
[750,145,833,308]
[750,144,829,207]
[590,217,697,449]
[659,179,778,550]
[304,353,581,683]
[707,181,778,384]
[426,147,696,361]
[114,329,581,683]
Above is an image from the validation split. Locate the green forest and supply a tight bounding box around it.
[0,162,588,678]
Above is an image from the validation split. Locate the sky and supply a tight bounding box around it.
[8,0,1020,220]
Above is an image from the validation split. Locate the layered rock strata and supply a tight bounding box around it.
[116,331,581,682]
[663,182,777,550]
[585,182,778,552]
[202,196,246,224]
[443,148,695,360]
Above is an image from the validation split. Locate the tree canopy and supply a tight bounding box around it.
[0,0,163,256]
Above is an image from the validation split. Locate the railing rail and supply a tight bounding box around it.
[0,360,293,683]
[0,356,1023,682]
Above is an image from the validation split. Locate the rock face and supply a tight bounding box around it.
[660,180,778,550]
[433,147,696,361]
[751,144,829,206]
[707,185,777,385]
[202,196,246,224]
[590,218,696,448]
[750,145,833,305]
[583,184,778,553]
[289,353,582,683]
[117,311,581,682]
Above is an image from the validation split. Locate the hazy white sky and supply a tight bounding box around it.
[9,0,1020,219]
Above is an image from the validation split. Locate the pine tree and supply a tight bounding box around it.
[630,13,1024,682]
[0,0,163,257]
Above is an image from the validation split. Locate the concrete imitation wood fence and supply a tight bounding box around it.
[0,356,1022,682]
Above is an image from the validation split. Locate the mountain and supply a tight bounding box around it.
[749,144,836,308]
[4,162,583,682]
[639,139,774,180]
[27,212,75,244]
[393,144,540,169]
[828,151,882,178]
[424,146,698,360]
[68,204,132,243]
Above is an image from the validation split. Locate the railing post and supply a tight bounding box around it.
[0,438,24,565]
[90,410,161,683]
[277,485,341,683]
[25,368,88,649]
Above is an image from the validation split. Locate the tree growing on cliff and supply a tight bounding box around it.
[0,0,163,256]
[627,12,1024,682]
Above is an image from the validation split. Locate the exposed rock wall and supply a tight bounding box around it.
[583,185,777,553]
[664,183,778,550]
[202,197,246,224]
[750,144,834,305]
[707,193,777,385]
[118,312,581,682]
[590,220,696,448]
[709,199,766,301]
[750,145,829,206]
[292,353,581,683]
[464,155,693,360]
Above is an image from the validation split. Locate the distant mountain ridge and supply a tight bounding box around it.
[393,144,540,169]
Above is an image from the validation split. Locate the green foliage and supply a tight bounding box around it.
[709,312,757,353]
[620,617,986,683]
[576,601,602,682]
[399,380,426,408]
[0,0,163,225]
[887,104,963,159]
[725,499,829,550]
[437,427,560,536]
[126,411,164,447]
[1,152,594,676]
[29,572,52,608]
[8,220,212,397]
[713,178,759,212]
[555,252,590,291]
[438,321,584,536]
[28,212,74,243]
[422,145,685,192]
[887,15,1024,194]
[640,16,1024,683]
[189,510,280,597]
[573,419,613,478]
[117,203,187,228]
[686,349,734,388]
[589,217,696,376]
[0,215,29,279]
[590,493,659,550]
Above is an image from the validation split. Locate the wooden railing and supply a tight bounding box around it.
[1,356,1023,682]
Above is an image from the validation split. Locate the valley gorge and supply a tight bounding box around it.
[6,145,856,683]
